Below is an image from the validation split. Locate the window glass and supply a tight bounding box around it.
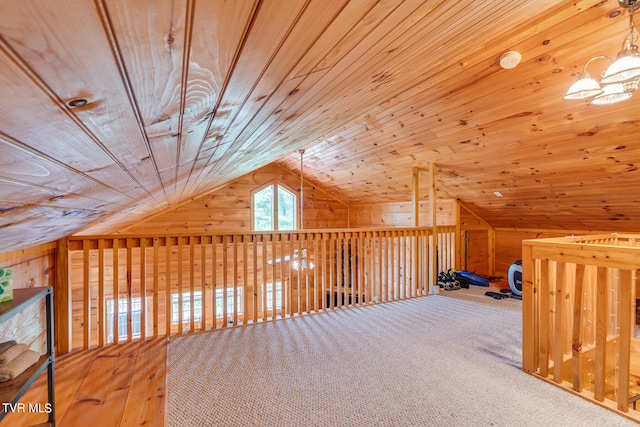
[252,183,297,230]
[277,186,296,230]
[253,186,274,231]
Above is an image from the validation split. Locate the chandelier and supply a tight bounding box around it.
[564,0,640,105]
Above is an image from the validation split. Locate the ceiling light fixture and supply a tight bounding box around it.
[564,0,640,105]
[499,51,522,69]
[67,98,88,108]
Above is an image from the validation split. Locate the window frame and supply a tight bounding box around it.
[250,180,298,231]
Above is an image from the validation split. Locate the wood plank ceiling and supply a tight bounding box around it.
[1,0,639,252]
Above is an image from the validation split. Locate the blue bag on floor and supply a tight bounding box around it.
[456,270,490,287]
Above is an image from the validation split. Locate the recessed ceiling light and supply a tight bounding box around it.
[493,191,503,197]
[68,98,88,108]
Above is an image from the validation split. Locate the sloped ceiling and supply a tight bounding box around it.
[1,0,640,253]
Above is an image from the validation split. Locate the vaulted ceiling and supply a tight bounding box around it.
[1,0,640,253]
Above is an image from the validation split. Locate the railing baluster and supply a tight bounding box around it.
[140,238,147,340]
[98,239,105,347]
[82,240,90,349]
[571,263,585,392]
[177,237,183,335]
[152,237,159,338]
[222,235,228,328]
[234,236,240,326]
[113,238,119,345]
[165,238,171,336]
[189,236,195,333]
[200,236,206,332]
[252,235,258,324]
[212,236,218,330]
[242,235,248,325]
[553,261,566,383]
[594,266,608,402]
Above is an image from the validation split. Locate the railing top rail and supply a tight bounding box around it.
[66,226,457,250]
[69,226,447,241]
[524,233,640,269]
[523,233,640,247]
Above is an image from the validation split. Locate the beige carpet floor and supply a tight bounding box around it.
[167,294,638,426]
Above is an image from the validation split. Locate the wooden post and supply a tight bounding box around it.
[521,241,534,373]
[412,167,419,227]
[454,202,461,270]
[617,269,633,412]
[429,163,438,294]
[54,237,71,355]
[412,167,421,293]
[299,149,305,230]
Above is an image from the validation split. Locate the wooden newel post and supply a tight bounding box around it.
[521,242,534,373]
[54,237,71,355]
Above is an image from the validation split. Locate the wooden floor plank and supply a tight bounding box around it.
[1,338,168,427]
[1,347,101,427]
[120,338,167,426]
[59,342,140,426]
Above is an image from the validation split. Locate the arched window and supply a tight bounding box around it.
[252,182,297,231]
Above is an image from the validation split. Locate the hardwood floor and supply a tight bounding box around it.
[2,338,167,427]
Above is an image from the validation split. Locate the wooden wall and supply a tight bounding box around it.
[0,243,56,355]
[458,203,492,275]
[494,228,612,277]
[122,164,349,234]
[348,199,457,228]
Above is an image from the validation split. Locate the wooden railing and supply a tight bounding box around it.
[58,227,455,352]
[522,233,640,422]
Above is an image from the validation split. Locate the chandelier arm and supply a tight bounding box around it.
[582,55,613,75]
